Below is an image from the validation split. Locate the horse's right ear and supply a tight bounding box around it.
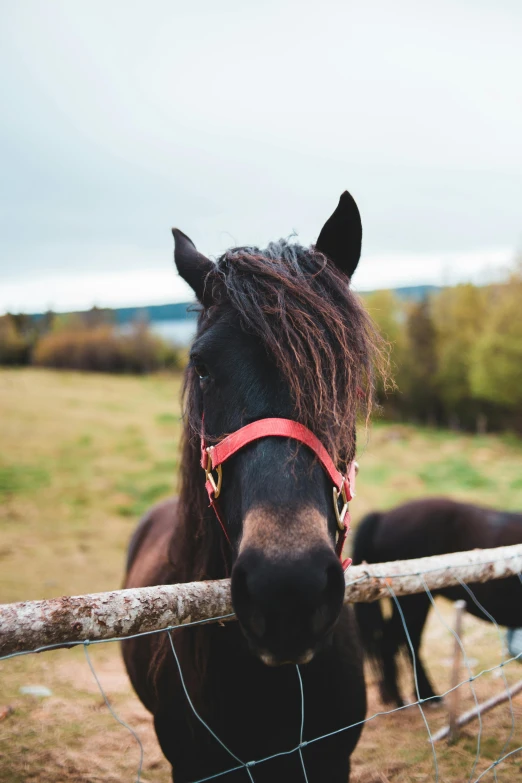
[172,229,214,307]
[315,191,362,279]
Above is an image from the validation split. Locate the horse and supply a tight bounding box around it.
[352,498,522,707]
[122,191,384,782]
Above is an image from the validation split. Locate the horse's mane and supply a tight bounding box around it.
[173,239,387,583]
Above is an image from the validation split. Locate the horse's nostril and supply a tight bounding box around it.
[311,563,345,635]
[232,562,267,638]
[249,608,266,638]
[326,561,345,597]
[310,602,330,635]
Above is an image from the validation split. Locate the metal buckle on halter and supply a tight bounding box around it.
[333,483,349,531]
[204,447,223,498]
[333,462,359,531]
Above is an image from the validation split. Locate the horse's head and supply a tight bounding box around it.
[174,192,380,666]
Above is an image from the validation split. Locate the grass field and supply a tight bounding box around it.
[1,368,521,782]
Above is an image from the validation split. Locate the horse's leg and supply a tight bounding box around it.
[398,593,440,703]
[379,607,406,706]
[154,709,247,783]
[289,739,352,783]
[309,755,350,783]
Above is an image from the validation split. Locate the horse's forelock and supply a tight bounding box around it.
[198,239,386,470]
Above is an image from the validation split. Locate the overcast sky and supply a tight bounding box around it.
[1,0,521,313]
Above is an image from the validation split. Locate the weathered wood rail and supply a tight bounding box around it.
[432,679,522,742]
[1,543,522,657]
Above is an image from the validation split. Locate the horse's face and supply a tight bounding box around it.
[174,192,373,666]
[189,316,344,666]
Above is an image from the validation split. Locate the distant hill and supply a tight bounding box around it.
[28,285,441,325]
[111,302,198,324]
[386,284,441,301]
[359,284,442,302]
[30,301,199,324]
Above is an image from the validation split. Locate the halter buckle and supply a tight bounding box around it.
[205,447,223,498]
[333,482,349,531]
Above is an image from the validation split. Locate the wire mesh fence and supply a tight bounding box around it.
[1,545,522,782]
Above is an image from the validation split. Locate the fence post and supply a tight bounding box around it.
[448,600,466,744]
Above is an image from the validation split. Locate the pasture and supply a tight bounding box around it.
[1,368,522,782]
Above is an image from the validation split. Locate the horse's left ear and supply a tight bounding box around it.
[315,190,362,279]
[172,229,214,307]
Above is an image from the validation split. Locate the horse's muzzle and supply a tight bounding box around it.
[231,545,345,665]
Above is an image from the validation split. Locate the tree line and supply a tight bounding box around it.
[0,308,185,374]
[364,264,522,432]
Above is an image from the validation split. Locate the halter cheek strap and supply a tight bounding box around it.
[200,418,357,571]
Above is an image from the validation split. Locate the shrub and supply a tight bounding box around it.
[0,315,32,365]
[32,323,183,374]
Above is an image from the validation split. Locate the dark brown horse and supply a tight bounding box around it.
[122,191,383,782]
[352,498,522,707]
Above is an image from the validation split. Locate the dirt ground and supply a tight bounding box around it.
[2,612,521,783]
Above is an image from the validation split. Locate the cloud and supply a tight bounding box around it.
[1,0,521,307]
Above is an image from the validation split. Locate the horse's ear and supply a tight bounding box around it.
[315,191,362,279]
[172,229,214,306]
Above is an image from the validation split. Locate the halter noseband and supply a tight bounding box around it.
[200,418,357,571]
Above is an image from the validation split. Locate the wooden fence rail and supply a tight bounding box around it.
[1,543,522,657]
[432,679,522,742]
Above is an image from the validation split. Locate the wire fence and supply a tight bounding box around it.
[1,545,522,782]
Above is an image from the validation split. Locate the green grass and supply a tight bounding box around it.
[418,457,493,491]
[1,368,522,782]
[354,419,522,518]
[0,464,50,498]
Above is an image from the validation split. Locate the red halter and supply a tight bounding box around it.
[200,418,357,571]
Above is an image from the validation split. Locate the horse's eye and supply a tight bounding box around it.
[194,362,210,381]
